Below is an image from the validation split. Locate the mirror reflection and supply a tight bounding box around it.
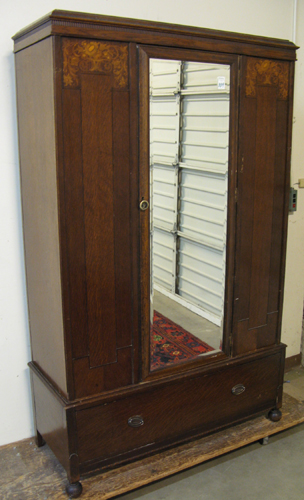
[149,58,230,371]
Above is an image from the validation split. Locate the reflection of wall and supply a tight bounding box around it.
[1,0,302,447]
[150,59,229,326]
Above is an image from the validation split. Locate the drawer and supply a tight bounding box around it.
[76,350,283,465]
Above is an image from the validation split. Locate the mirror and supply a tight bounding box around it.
[149,58,230,372]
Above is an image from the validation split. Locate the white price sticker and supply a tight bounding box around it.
[217,77,225,90]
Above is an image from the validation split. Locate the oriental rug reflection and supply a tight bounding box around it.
[150,311,215,371]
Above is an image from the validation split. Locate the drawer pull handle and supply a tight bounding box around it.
[232,384,245,395]
[128,415,144,428]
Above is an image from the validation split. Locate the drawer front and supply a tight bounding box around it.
[76,351,283,464]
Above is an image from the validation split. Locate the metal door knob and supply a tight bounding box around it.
[139,200,149,211]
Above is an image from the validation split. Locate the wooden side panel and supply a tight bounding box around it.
[234,57,290,355]
[30,369,71,478]
[62,38,133,397]
[15,37,67,395]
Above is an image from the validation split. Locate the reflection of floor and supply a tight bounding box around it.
[152,290,222,351]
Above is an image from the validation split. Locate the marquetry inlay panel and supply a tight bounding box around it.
[246,58,289,100]
[62,38,128,88]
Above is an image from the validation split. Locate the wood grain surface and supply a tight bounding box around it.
[15,36,67,397]
[75,351,282,468]
[233,56,292,355]
[2,394,303,500]
[13,10,297,64]
[61,39,134,398]
[13,15,297,498]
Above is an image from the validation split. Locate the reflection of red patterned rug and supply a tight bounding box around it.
[150,311,215,371]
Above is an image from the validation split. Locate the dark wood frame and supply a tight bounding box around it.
[138,45,239,380]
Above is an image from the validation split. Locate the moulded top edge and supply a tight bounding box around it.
[12,9,298,53]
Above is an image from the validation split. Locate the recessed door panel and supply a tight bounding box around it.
[62,38,133,397]
[233,57,290,355]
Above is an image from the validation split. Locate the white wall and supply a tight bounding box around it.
[282,0,304,358]
[0,0,302,447]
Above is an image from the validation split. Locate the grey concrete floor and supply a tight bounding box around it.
[117,366,304,500]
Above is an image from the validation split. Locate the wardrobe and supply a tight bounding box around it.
[13,10,296,497]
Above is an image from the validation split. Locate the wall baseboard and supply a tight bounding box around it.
[285,353,302,372]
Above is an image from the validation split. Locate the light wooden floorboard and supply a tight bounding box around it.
[1,393,304,500]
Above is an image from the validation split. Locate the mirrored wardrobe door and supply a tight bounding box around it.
[139,47,238,379]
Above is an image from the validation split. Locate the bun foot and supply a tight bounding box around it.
[268,408,282,422]
[66,481,82,498]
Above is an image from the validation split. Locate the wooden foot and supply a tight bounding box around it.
[66,481,82,498]
[268,408,282,422]
[35,430,46,447]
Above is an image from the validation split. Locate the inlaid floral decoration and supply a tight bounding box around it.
[62,38,128,89]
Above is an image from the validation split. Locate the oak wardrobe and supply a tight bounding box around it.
[13,10,296,497]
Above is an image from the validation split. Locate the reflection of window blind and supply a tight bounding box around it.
[150,59,229,326]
